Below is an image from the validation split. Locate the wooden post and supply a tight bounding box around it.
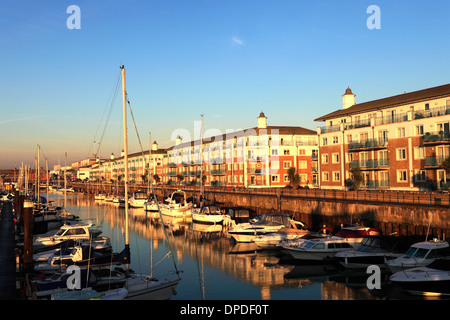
[23,200,34,274]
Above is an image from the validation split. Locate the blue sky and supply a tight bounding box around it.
[1,0,449,168]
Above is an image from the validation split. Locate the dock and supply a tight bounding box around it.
[0,201,19,299]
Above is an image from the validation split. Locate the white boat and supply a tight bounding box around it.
[389,257,450,296]
[386,239,450,273]
[113,196,125,204]
[191,204,223,225]
[159,190,192,221]
[105,194,114,202]
[280,237,355,261]
[334,235,404,269]
[227,213,293,243]
[253,220,311,249]
[278,225,380,261]
[33,221,103,249]
[222,206,257,229]
[144,195,159,212]
[51,287,128,300]
[94,193,106,200]
[128,190,147,208]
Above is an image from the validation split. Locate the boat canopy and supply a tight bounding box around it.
[253,213,291,227]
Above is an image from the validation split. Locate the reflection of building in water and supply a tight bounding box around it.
[65,195,383,300]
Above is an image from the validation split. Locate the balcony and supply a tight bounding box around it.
[350,158,389,169]
[210,169,226,175]
[348,139,388,151]
[424,156,446,168]
[423,131,450,145]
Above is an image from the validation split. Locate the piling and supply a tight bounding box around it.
[0,201,18,299]
[22,200,34,274]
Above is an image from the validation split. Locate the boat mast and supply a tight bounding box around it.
[64,152,67,209]
[37,144,40,209]
[200,114,204,201]
[121,65,130,259]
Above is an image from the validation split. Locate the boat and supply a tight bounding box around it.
[144,194,159,212]
[222,206,257,229]
[33,221,104,249]
[113,196,125,204]
[386,239,450,273]
[51,287,128,300]
[128,190,147,208]
[279,237,355,261]
[34,244,129,274]
[191,204,223,225]
[94,193,106,201]
[119,65,181,299]
[333,235,406,269]
[159,190,192,221]
[227,213,294,243]
[389,256,450,296]
[252,220,311,249]
[277,225,380,261]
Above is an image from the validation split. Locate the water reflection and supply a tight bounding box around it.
[56,194,445,300]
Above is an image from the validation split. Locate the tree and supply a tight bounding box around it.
[176,174,184,185]
[287,167,300,188]
[153,174,160,184]
[442,156,450,175]
[349,166,364,190]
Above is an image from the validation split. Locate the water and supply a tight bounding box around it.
[54,193,445,301]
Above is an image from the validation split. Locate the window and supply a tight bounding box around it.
[425,103,430,111]
[397,127,405,138]
[284,175,290,182]
[347,134,352,143]
[332,153,339,163]
[298,161,307,169]
[414,170,426,182]
[397,170,407,182]
[416,125,424,135]
[298,149,305,155]
[284,149,290,155]
[333,136,339,144]
[333,172,340,181]
[283,161,291,169]
[323,137,328,146]
[271,149,278,156]
[397,148,407,160]
[414,147,425,160]
[322,172,329,181]
[322,154,329,164]
[347,153,353,162]
[271,161,279,170]
[271,175,279,182]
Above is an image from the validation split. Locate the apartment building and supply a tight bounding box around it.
[316,84,450,191]
[84,112,319,188]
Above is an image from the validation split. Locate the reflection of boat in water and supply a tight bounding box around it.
[228,242,261,255]
[191,222,223,234]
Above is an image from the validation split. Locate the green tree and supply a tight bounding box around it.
[153,174,160,184]
[349,166,364,190]
[176,174,184,185]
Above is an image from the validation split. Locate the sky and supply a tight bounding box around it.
[1,0,449,169]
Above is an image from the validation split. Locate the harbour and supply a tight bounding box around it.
[2,190,450,301]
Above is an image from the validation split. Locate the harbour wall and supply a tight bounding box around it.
[71,183,450,239]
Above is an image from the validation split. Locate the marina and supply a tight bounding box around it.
[2,190,450,301]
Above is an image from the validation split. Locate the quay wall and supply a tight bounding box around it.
[71,183,450,239]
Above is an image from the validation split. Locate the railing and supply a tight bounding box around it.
[424,156,446,167]
[348,139,388,150]
[350,158,389,169]
[424,131,450,144]
[210,169,226,175]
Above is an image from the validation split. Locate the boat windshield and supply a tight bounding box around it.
[254,214,291,227]
[406,247,429,258]
[54,229,67,236]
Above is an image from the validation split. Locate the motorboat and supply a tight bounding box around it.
[386,239,450,273]
[159,190,192,221]
[128,190,147,208]
[227,213,293,243]
[280,237,355,261]
[34,245,129,274]
[144,195,159,212]
[33,221,103,249]
[334,235,405,269]
[94,193,107,200]
[389,256,450,296]
[113,196,125,204]
[222,206,257,229]
[191,204,223,225]
[253,220,311,249]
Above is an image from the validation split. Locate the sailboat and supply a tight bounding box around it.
[119,66,181,299]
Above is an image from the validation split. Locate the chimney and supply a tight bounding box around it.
[121,149,125,157]
[257,111,267,129]
[110,153,115,160]
[152,141,158,151]
[175,135,182,146]
[342,87,356,109]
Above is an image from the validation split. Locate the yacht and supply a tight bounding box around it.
[252,220,311,249]
[159,190,192,221]
[280,238,355,261]
[386,239,450,273]
[227,213,293,243]
[191,204,223,225]
[128,190,147,208]
[334,235,405,269]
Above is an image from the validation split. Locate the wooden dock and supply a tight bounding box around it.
[0,201,19,299]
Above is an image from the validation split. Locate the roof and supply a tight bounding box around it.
[315,83,450,122]
[170,126,317,150]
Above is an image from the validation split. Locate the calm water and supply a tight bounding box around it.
[53,193,443,301]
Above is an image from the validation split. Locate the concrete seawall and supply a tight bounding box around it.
[72,183,450,239]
